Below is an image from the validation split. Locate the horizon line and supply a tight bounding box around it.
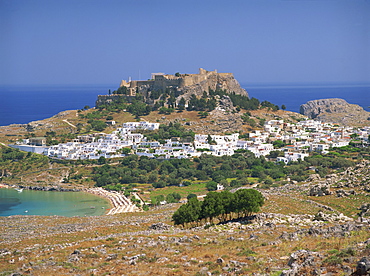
[1,81,370,89]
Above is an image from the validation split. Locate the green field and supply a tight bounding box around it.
[149,181,208,199]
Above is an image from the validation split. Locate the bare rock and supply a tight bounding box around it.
[355,257,370,275]
[281,250,322,276]
[359,203,370,217]
[309,184,331,196]
[148,222,171,231]
[300,98,370,126]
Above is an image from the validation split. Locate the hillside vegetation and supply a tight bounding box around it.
[1,86,370,275]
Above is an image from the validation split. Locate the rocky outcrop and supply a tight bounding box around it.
[96,68,248,108]
[309,184,332,196]
[148,222,171,231]
[358,203,370,218]
[281,250,323,276]
[300,98,370,126]
[176,72,248,104]
[355,257,370,275]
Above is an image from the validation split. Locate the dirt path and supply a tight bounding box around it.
[63,119,77,128]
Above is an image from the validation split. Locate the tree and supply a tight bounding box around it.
[90,120,106,132]
[166,192,181,203]
[115,86,127,95]
[273,140,286,149]
[120,147,131,155]
[281,104,286,110]
[267,150,284,159]
[206,181,218,191]
[178,97,186,111]
[187,193,197,200]
[200,192,223,223]
[158,107,174,115]
[126,100,151,117]
[98,156,106,165]
[234,189,264,218]
[151,195,165,206]
[172,197,202,227]
[218,190,235,221]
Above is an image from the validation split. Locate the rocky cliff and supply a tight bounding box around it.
[300,98,370,126]
[96,68,248,107]
[175,72,248,104]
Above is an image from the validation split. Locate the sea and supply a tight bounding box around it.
[0,84,369,126]
[0,188,110,217]
[0,85,114,126]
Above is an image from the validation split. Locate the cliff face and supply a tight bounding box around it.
[300,98,370,126]
[176,72,248,104]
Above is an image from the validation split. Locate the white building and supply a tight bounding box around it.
[122,121,159,131]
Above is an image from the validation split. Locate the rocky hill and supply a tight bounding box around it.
[96,68,248,107]
[300,98,370,126]
[174,69,248,104]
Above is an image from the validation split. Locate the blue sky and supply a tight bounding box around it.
[1,0,369,87]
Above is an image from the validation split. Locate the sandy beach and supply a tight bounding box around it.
[86,187,142,215]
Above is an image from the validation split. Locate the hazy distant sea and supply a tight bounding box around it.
[0,84,369,126]
[0,85,113,126]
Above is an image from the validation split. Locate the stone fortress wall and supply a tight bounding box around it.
[119,68,233,95]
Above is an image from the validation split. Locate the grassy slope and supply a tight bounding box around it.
[1,108,369,275]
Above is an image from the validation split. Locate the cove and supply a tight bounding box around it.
[0,188,111,217]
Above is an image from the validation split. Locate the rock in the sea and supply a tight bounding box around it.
[300,98,370,126]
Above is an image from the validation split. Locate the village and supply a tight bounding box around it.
[12,119,370,162]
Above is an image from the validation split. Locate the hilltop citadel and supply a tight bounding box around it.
[96,68,248,106]
[119,68,234,96]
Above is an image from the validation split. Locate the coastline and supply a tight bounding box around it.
[0,183,140,216]
[86,187,141,215]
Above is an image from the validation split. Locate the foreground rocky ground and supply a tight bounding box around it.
[1,178,370,276]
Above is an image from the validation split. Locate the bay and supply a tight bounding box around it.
[0,188,110,217]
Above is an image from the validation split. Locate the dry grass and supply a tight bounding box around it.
[261,193,323,215]
[1,208,369,275]
[148,181,208,200]
[306,190,369,218]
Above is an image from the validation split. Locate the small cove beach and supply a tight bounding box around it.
[0,184,143,217]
